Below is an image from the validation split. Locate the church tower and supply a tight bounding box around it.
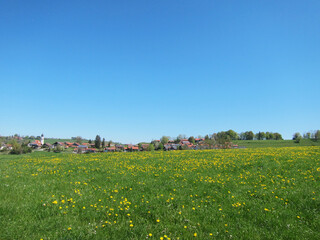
[40,134,44,145]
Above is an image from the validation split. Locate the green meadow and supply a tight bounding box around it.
[0,147,319,239]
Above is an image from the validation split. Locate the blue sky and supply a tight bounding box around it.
[1,0,319,143]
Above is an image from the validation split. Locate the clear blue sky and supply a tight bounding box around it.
[1,0,319,143]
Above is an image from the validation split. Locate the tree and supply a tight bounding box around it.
[160,136,169,145]
[293,132,302,143]
[274,133,283,140]
[147,143,155,151]
[245,131,254,140]
[265,132,274,140]
[158,142,164,150]
[102,138,105,148]
[54,145,63,153]
[75,136,83,144]
[88,139,92,144]
[95,135,101,149]
[303,132,311,139]
[226,130,238,140]
[10,140,22,154]
[216,131,231,146]
[239,132,246,140]
[178,134,187,140]
[188,136,195,145]
[174,137,181,144]
[255,132,266,140]
[315,130,320,141]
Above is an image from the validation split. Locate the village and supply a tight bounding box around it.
[26,136,240,154]
[0,134,241,154]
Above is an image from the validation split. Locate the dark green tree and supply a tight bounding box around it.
[293,132,302,143]
[147,143,155,151]
[95,135,101,149]
[245,131,254,140]
[216,131,231,146]
[226,130,238,140]
[256,132,266,140]
[188,136,195,145]
[265,132,274,140]
[160,136,169,145]
[102,138,105,148]
[274,133,283,140]
[315,130,320,141]
[158,142,164,150]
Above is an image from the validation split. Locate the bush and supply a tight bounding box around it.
[54,145,63,153]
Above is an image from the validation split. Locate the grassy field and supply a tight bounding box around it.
[233,139,320,148]
[0,147,319,239]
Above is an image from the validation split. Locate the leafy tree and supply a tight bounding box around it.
[102,138,105,148]
[75,136,83,144]
[151,140,160,149]
[265,132,274,140]
[160,136,169,145]
[274,133,283,140]
[95,135,101,149]
[239,132,246,140]
[180,144,189,150]
[245,131,254,140]
[226,130,238,140]
[147,143,155,151]
[158,142,164,150]
[293,132,302,143]
[88,139,92,144]
[256,132,266,140]
[303,132,311,139]
[178,134,187,139]
[10,140,22,154]
[54,145,63,153]
[315,130,320,141]
[216,131,231,146]
[188,136,195,145]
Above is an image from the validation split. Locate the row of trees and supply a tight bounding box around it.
[293,130,320,143]
[159,130,284,143]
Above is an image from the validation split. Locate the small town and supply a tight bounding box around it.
[0,133,243,154]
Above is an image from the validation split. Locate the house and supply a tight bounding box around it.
[42,143,52,148]
[115,145,124,151]
[126,145,139,152]
[28,140,42,149]
[195,138,205,143]
[141,144,149,151]
[164,143,180,151]
[71,143,80,147]
[87,148,96,153]
[106,146,116,152]
[180,140,191,145]
[53,142,65,147]
[64,142,74,148]
[74,145,88,153]
[6,144,13,150]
